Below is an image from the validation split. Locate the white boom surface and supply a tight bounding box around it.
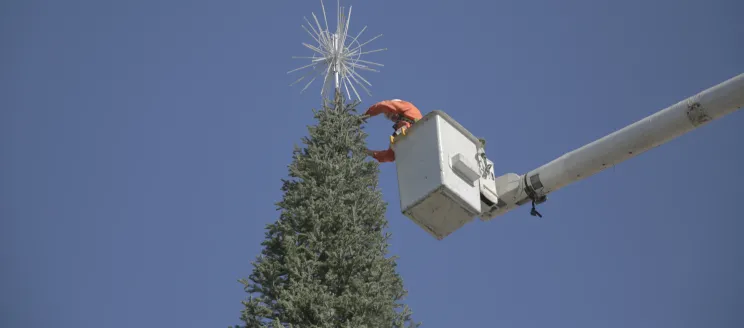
[481,73,744,220]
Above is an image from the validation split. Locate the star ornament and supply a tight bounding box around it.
[288,0,386,101]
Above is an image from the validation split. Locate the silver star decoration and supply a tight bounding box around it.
[288,0,386,101]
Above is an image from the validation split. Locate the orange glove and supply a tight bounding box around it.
[367,148,395,163]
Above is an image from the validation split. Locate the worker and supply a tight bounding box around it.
[362,99,423,163]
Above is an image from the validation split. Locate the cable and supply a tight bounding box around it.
[523,174,544,218]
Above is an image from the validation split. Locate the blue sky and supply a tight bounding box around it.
[2,0,743,327]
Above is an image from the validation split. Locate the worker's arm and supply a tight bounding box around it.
[364,100,400,117]
[368,148,395,163]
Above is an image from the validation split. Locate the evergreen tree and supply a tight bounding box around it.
[233,91,419,328]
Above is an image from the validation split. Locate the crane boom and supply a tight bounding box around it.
[481,73,744,220]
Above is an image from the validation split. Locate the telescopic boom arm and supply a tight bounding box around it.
[480,73,744,221]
